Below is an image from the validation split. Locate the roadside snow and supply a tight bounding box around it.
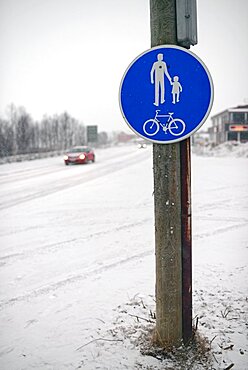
[0,145,247,369]
[192,141,248,158]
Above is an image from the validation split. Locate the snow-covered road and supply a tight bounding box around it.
[0,146,149,210]
[0,145,247,369]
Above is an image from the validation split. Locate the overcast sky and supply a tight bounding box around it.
[0,0,247,133]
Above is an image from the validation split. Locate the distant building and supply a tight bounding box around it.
[208,105,248,145]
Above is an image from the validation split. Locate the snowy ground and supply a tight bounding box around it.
[192,141,248,158]
[0,144,247,369]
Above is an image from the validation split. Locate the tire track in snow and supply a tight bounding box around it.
[196,194,248,212]
[196,215,248,223]
[0,165,66,185]
[0,216,247,266]
[0,217,152,264]
[0,248,153,310]
[1,219,247,309]
[193,221,248,240]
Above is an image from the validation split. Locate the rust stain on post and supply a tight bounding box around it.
[180,138,192,343]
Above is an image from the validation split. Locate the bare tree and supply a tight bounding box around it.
[0,105,86,157]
[0,119,14,157]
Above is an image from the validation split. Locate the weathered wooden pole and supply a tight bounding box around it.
[150,0,183,347]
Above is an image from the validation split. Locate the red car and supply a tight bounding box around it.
[64,146,95,165]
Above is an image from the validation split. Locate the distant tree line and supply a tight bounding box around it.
[0,104,86,158]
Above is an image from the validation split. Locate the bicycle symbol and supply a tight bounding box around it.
[143,110,186,137]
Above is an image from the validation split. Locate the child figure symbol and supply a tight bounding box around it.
[171,76,182,104]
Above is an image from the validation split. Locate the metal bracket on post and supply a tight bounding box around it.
[176,0,198,48]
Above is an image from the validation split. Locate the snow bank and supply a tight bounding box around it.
[193,142,248,158]
[0,150,65,165]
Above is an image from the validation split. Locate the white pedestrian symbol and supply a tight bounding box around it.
[150,53,172,106]
[171,76,182,104]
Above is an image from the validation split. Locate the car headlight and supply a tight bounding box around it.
[79,154,85,160]
[64,155,68,160]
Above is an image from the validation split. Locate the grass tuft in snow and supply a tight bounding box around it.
[107,295,214,369]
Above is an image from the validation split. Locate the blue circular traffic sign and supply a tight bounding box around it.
[119,45,214,144]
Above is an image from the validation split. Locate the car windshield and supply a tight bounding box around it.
[68,147,88,153]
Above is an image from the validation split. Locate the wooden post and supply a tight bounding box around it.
[150,0,183,347]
